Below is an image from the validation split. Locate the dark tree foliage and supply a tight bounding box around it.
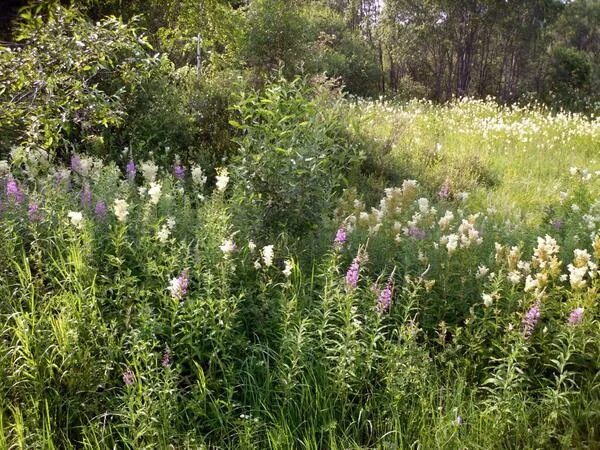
[1,0,598,109]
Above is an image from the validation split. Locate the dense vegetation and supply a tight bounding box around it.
[1,1,599,448]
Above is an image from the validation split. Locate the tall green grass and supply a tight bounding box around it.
[1,97,599,448]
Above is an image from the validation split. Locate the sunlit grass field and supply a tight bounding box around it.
[349,98,600,224]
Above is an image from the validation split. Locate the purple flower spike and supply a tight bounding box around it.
[334,226,347,247]
[70,155,82,173]
[28,202,41,221]
[6,180,24,204]
[551,219,563,231]
[376,280,394,313]
[122,367,135,385]
[408,227,426,240]
[438,181,450,200]
[345,257,360,289]
[522,300,541,339]
[168,270,189,300]
[174,165,185,180]
[567,307,584,326]
[162,346,172,368]
[126,159,136,180]
[94,200,107,219]
[80,184,92,207]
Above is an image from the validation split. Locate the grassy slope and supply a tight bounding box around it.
[349,98,600,225]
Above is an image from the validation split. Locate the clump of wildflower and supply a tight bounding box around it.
[148,182,162,205]
[80,184,92,207]
[482,293,493,307]
[53,168,70,187]
[334,226,347,247]
[215,167,229,192]
[126,159,136,180]
[113,199,129,222]
[376,279,394,313]
[168,270,189,300]
[68,211,84,229]
[70,154,82,173]
[156,217,176,243]
[0,160,9,176]
[567,307,584,326]
[438,180,450,200]
[408,227,426,240]
[162,346,172,368]
[551,219,563,230]
[417,197,429,214]
[261,245,275,267]
[438,210,454,231]
[28,202,41,222]
[157,224,171,243]
[248,241,257,252]
[141,160,158,183]
[5,179,24,204]
[122,367,135,386]
[94,200,107,219]
[345,257,360,289]
[191,165,207,186]
[441,234,459,255]
[174,164,185,180]
[283,259,293,277]
[522,300,541,339]
[476,265,489,279]
[220,238,237,257]
[457,217,483,248]
[507,271,521,284]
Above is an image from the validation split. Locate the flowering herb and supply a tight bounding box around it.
[122,367,135,386]
[94,201,107,219]
[80,184,92,207]
[168,270,189,300]
[334,226,347,247]
[126,159,136,180]
[6,180,24,204]
[345,257,360,289]
[174,164,185,180]
[567,307,584,326]
[523,300,541,339]
[162,346,172,368]
[28,202,41,221]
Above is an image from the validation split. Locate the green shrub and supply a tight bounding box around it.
[229,77,363,237]
[0,5,169,163]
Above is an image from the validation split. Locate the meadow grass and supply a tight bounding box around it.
[348,98,600,225]
[1,96,599,449]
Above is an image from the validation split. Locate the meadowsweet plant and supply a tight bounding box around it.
[113,199,129,222]
[168,270,189,300]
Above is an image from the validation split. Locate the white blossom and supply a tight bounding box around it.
[215,168,230,192]
[68,211,84,229]
[113,199,129,222]
[261,245,274,267]
[148,182,162,205]
[191,165,207,186]
[283,260,293,277]
[141,161,158,183]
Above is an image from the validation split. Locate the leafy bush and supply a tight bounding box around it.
[0,4,246,178]
[0,5,170,163]
[242,1,381,97]
[228,77,363,237]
